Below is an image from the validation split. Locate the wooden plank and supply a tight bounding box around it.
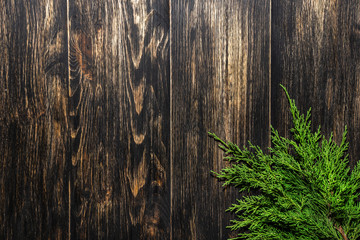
[68,0,170,239]
[170,1,271,239]
[0,0,69,239]
[271,0,360,167]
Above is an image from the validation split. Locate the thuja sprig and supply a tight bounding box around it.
[209,85,360,240]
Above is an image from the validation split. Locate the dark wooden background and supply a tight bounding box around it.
[0,0,359,239]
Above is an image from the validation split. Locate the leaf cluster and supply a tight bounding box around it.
[210,85,360,240]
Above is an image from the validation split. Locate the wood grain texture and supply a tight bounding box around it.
[68,0,170,239]
[2,0,359,239]
[271,0,360,167]
[170,1,271,239]
[0,0,69,239]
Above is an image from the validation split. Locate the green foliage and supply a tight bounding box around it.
[209,85,360,240]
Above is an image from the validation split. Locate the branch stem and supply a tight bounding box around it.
[336,225,348,240]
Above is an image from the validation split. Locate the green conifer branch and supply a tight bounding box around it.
[210,85,360,240]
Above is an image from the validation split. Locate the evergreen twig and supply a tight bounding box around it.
[210,85,360,240]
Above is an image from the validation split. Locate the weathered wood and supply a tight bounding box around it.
[170,1,271,239]
[271,0,360,167]
[0,0,69,239]
[2,0,359,239]
[68,0,170,239]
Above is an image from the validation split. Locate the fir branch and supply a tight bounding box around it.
[210,85,360,240]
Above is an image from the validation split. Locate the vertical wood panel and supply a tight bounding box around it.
[170,1,271,239]
[272,0,360,167]
[68,0,170,239]
[0,0,69,239]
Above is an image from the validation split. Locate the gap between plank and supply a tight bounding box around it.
[169,0,173,239]
[66,0,71,239]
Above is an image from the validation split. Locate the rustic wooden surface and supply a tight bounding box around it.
[272,0,360,167]
[1,0,359,239]
[0,0,70,239]
[170,1,271,239]
[68,0,170,239]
